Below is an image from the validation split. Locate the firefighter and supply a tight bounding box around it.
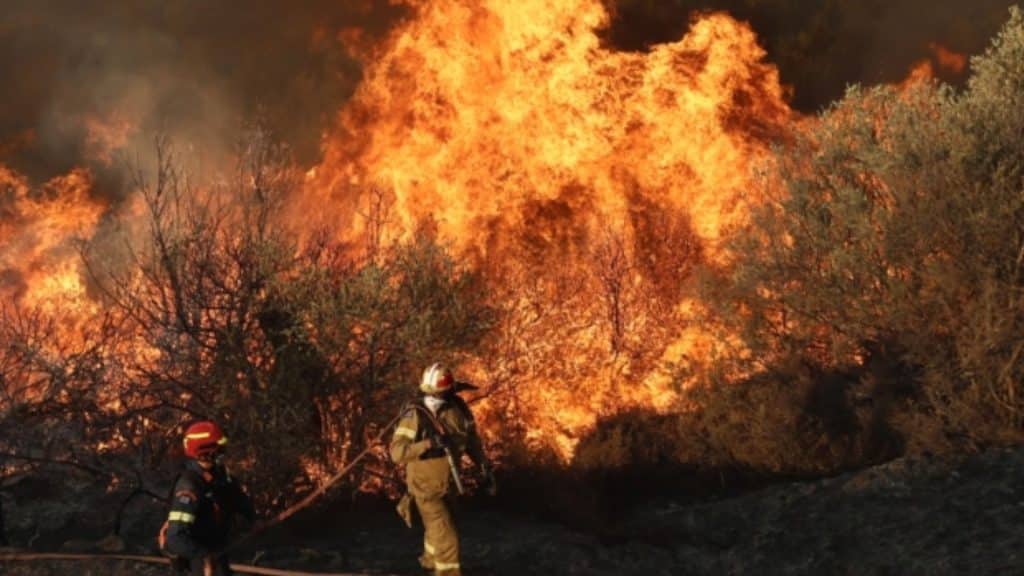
[390,363,496,576]
[160,420,254,576]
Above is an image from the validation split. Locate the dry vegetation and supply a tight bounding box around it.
[577,7,1024,487]
[2,7,1024,544]
[0,128,494,515]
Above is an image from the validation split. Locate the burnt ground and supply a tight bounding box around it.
[2,446,1023,575]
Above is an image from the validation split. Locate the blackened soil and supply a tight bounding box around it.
[3,446,1023,575]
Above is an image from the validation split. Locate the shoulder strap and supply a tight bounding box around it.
[450,394,473,420]
[409,401,447,437]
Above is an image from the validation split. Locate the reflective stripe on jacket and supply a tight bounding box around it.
[162,460,253,560]
[389,395,486,499]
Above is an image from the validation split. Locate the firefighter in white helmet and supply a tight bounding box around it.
[390,363,495,576]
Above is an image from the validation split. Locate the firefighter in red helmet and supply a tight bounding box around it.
[159,420,254,576]
[390,363,496,576]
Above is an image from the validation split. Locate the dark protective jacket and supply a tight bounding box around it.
[161,459,254,560]
[390,394,487,499]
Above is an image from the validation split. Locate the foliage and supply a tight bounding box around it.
[284,231,494,479]
[704,6,1024,456]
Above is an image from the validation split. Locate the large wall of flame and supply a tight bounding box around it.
[304,0,792,457]
[309,2,790,250]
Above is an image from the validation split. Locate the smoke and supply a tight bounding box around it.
[0,0,407,197]
[603,0,1017,111]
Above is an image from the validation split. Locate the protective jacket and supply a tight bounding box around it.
[160,460,253,575]
[390,394,487,576]
[391,394,486,496]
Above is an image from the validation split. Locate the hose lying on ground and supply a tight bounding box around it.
[0,415,405,575]
[229,412,403,551]
[0,551,397,576]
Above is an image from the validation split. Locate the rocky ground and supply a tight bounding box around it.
[2,446,1023,575]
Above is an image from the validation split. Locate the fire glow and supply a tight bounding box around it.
[0,165,103,316]
[4,0,800,459]
[306,0,792,456]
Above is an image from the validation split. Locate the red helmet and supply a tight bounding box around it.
[420,362,454,395]
[182,420,228,459]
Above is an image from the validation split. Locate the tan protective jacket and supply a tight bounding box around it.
[390,396,486,498]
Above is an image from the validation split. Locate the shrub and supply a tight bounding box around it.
[66,129,495,510]
[703,7,1024,454]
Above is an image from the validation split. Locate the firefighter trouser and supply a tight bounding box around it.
[416,495,461,575]
[171,554,232,576]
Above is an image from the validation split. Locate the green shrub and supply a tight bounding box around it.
[703,7,1024,454]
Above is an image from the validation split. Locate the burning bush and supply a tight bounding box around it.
[1,128,494,514]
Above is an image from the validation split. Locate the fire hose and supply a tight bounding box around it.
[0,552,396,576]
[0,413,405,575]
[229,412,403,551]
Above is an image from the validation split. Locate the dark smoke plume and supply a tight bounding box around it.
[0,0,406,197]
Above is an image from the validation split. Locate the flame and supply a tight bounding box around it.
[0,0,798,461]
[929,42,967,75]
[305,0,793,457]
[900,42,969,89]
[900,60,937,88]
[310,3,789,249]
[0,164,104,317]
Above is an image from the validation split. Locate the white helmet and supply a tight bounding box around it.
[420,362,454,395]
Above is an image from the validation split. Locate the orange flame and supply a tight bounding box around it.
[1,0,798,460]
[900,42,969,89]
[929,42,967,75]
[900,60,937,88]
[0,164,104,317]
[304,0,794,457]
[310,3,789,250]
